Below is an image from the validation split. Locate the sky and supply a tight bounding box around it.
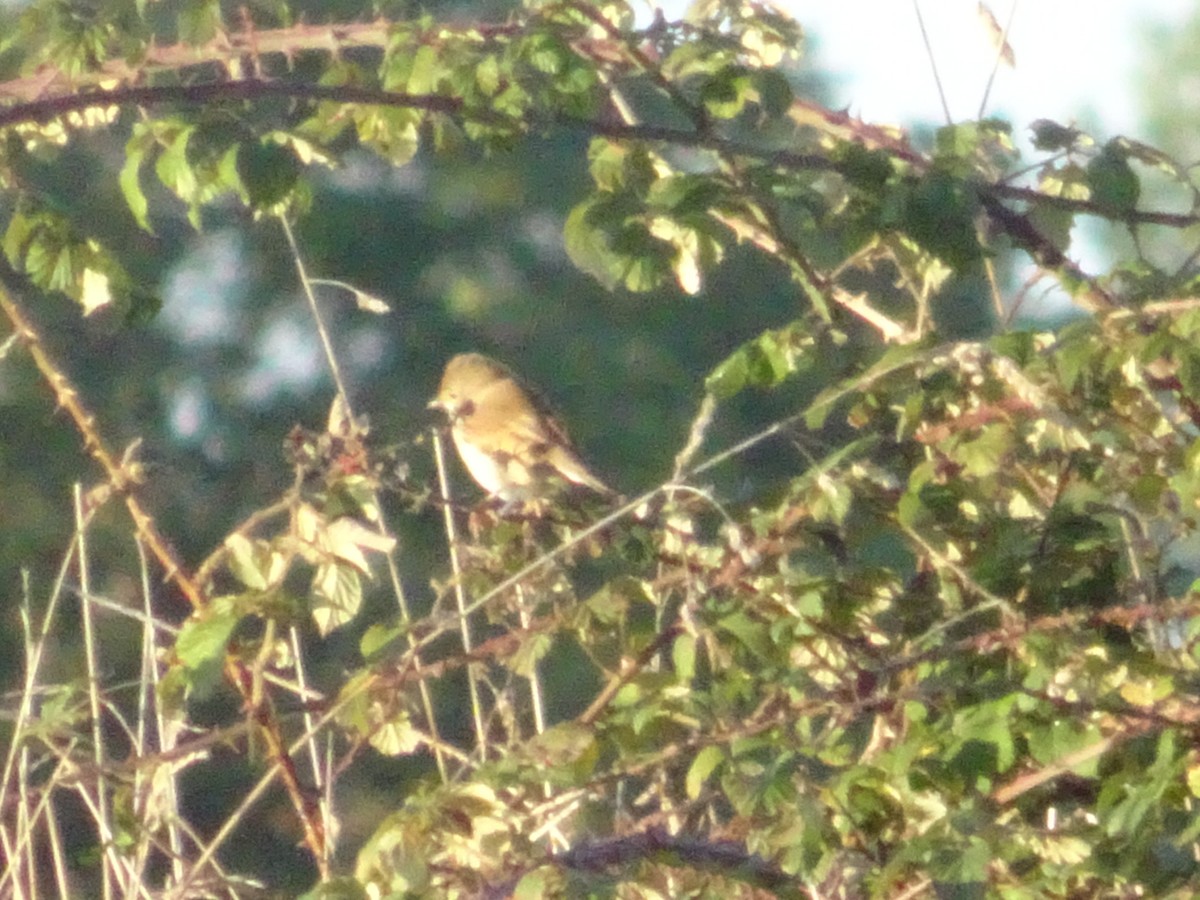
[786,0,1196,311]
[794,0,1193,144]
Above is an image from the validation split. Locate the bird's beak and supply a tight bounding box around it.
[427,397,443,411]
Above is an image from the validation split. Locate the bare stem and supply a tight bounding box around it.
[431,429,489,761]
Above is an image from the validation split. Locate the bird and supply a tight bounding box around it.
[429,352,613,504]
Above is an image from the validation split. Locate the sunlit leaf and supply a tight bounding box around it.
[686,745,724,799]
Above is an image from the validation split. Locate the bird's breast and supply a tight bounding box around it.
[451,429,533,499]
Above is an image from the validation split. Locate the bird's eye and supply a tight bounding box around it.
[458,399,476,417]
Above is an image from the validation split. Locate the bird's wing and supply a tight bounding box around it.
[471,378,609,493]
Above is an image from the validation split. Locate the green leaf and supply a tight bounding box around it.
[897,171,983,270]
[155,126,197,205]
[672,632,696,681]
[686,745,725,799]
[833,140,894,192]
[224,534,273,591]
[509,631,553,678]
[370,711,423,756]
[587,138,630,192]
[1029,119,1083,152]
[177,0,222,45]
[120,127,153,233]
[806,341,930,429]
[564,198,621,290]
[1025,200,1074,256]
[526,723,599,781]
[174,596,242,700]
[524,32,570,75]
[360,623,406,660]
[475,54,501,95]
[296,876,370,900]
[1087,140,1140,215]
[701,66,751,119]
[1027,720,1103,776]
[751,69,793,119]
[646,174,723,216]
[718,610,774,660]
[952,424,1013,478]
[237,137,302,209]
[407,44,441,93]
[513,867,558,899]
[356,108,421,166]
[312,563,363,636]
[706,346,751,399]
[705,322,813,399]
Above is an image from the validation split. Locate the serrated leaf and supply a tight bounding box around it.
[324,517,396,572]
[174,596,242,700]
[407,44,441,93]
[356,108,421,166]
[706,323,812,399]
[509,631,553,678]
[706,346,750,399]
[312,562,362,635]
[369,710,423,756]
[475,54,501,95]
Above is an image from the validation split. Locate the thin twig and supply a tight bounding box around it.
[138,539,186,886]
[671,394,717,483]
[279,215,353,413]
[74,484,115,900]
[977,0,1019,119]
[132,540,155,887]
[0,544,79,841]
[431,429,489,760]
[290,625,332,869]
[911,0,952,124]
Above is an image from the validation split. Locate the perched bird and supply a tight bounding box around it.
[429,352,613,503]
